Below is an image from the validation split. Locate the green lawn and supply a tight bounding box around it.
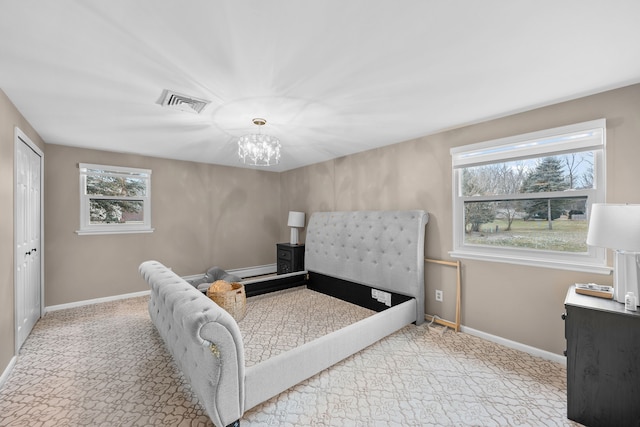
[465,218,588,252]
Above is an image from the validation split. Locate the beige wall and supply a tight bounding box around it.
[0,90,46,377]
[281,83,640,355]
[44,145,282,306]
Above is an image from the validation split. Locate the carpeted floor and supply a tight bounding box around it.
[0,293,581,426]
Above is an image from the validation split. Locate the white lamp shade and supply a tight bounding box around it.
[287,211,305,228]
[586,204,640,252]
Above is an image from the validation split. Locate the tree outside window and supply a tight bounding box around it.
[451,119,607,272]
[461,153,591,252]
[77,164,153,235]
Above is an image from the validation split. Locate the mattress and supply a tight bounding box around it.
[239,286,376,366]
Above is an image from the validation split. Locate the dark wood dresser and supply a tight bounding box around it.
[564,286,640,427]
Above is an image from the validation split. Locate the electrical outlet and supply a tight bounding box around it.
[435,289,443,302]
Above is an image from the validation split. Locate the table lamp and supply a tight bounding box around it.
[287,211,305,245]
[586,203,640,304]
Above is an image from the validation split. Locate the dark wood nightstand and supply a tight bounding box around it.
[276,243,305,275]
[564,286,640,427]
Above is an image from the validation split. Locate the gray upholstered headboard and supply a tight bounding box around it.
[305,210,428,323]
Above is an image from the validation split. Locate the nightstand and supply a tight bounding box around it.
[564,286,640,427]
[276,243,305,275]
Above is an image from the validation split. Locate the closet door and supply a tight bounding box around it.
[15,132,42,351]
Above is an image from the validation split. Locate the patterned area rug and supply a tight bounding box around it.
[0,292,581,427]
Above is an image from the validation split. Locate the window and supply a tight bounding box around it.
[450,119,609,273]
[77,163,153,235]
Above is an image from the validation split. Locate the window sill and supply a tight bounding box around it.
[76,228,155,236]
[449,249,612,275]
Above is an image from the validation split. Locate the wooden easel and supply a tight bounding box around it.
[424,258,461,332]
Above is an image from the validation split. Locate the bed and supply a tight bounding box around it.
[139,209,428,427]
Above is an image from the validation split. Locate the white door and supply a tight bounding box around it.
[15,130,42,352]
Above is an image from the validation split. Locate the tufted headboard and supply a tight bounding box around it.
[304,210,428,324]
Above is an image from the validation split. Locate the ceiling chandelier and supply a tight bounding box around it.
[237,118,281,166]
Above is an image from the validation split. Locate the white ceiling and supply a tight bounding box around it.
[2,1,640,172]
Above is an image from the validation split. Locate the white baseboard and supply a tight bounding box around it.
[0,356,17,390]
[460,325,566,365]
[44,290,151,313]
[181,273,204,281]
[45,264,278,313]
[183,264,278,281]
[227,263,277,278]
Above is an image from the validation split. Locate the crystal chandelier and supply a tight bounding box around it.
[237,118,281,166]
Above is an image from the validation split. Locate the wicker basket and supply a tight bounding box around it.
[207,281,247,321]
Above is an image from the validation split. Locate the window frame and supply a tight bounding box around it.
[76,163,154,235]
[450,119,610,274]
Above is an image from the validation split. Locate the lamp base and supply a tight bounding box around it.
[613,251,640,305]
[290,228,299,245]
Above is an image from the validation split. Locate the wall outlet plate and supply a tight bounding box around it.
[435,289,443,302]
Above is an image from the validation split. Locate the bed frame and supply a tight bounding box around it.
[140,209,428,427]
[304,210,427,324]
[244,210,427,408]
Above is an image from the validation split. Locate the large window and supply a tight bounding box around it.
[77,163,153,235]
[450,119,608,273]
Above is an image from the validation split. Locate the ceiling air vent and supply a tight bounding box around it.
[159,89,210,114]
